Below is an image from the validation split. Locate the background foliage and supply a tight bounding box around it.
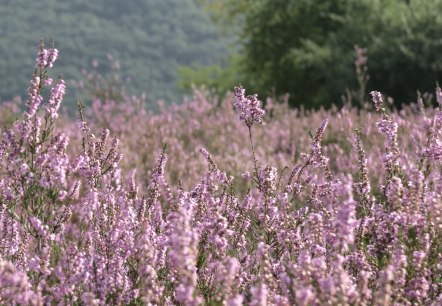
[0,0,228,105]
[3,0,442,110]
[187,0,442,108]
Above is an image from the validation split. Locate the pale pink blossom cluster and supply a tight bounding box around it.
[234,85,265,127]
[45,79,66,119]
[36,42,58,69]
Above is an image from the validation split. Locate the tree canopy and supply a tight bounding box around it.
[191,0,442,108]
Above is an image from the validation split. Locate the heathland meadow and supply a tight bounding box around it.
[0,42,441,305]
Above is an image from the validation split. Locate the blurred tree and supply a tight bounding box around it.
[193,0,442,108]
[178,54,247,98]
[0,0,228,106]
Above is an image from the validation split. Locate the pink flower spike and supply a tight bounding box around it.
[234,85,265,127]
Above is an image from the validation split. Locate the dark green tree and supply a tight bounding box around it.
[195,0,442,108]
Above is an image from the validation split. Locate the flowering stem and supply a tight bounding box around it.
[290,158,310,203]
[248,126,261,190]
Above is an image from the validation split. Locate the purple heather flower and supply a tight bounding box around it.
[25,74,43,118]
[295,286,315,306]
[370,91,384,112]
[423,140,442,161]
[46,79,66,119]
[0,259,43,305]
[43,78,53,86]
[308,118,330,169]
[36,46,58,69]
[250,284,268,306]
[258,166,278,193]
[226,294,244,306]
[47,48,59,68]
[242,171,252,180]
[36,48,48,69]
[413,251,426,269]
[234,85,265,127]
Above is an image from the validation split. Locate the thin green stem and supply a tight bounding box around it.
[248,126,261,190]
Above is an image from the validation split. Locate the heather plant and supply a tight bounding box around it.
[0,41,442,305]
